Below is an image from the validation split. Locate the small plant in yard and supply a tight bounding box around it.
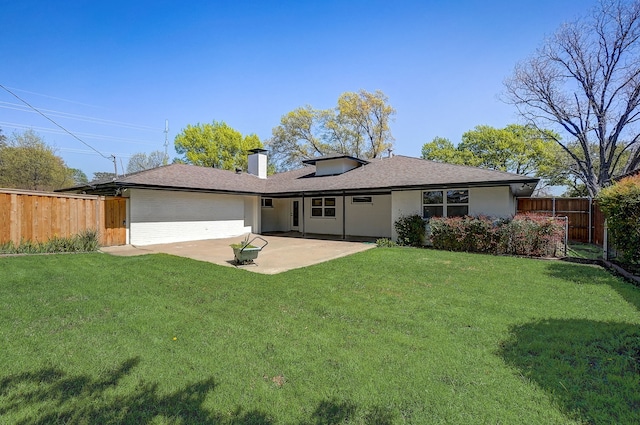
[375,238,398,247]
[394,213,426,246]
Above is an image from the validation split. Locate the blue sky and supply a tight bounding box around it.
[1,0,591,178]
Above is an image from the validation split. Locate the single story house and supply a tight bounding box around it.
[59,150,538,245]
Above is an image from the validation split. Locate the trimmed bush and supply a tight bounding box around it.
[598,174,640,265]
[394,214,426,246]
[430,214,564,257]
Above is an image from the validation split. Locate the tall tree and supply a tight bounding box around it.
[504,0,640,197]
[126,150,168,174]
[421,124,566,191]
[0,129,74,191]
[174,121,262,171]
[267,89,396,170]
[67,168,89,186]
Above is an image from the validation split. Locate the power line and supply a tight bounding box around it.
[0,121,161,146]
[0,84,112,160]
[0,101,163,132]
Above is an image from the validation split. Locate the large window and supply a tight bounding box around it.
[423,189,469,219]
[311,198,336,217]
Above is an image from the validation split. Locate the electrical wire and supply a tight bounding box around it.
[0,101,162,132]
[0,84,112,160]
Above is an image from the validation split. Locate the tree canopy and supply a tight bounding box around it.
[126,150,168,174]
[421,124,565,191]
[0,129,75,191]
[267,89,396,170]
[174,121,262,171]
[504,0,640,196]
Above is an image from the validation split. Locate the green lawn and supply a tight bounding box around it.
[1,248,639,424]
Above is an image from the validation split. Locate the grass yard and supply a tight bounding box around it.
[1,248,639,424]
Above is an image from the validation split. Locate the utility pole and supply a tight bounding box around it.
[163,119,169,165]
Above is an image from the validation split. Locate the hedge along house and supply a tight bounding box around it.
[59,150,538,246]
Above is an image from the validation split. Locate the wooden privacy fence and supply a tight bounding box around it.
[0,189,127,247]
[517,197,604,245]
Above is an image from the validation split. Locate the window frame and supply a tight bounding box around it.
[261,198,273,208]
[422,189,469,219]
[311,197,337,218]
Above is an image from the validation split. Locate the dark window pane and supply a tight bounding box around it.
[423,206,443,219]
[312,208,323,217]
[423,191,443,204]
[262,198,273,207]
[447,206,468,217]
[324,198,336,206]
[312,198,323,207]
[447,190,469,204]
[352,196,372,203]
[324,208,336,217]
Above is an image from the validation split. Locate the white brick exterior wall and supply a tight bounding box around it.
[129,189,254,245]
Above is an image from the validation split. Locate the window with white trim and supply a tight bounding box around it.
[311,197,336,217]
[261,198,273,208]
[422,189,469,219]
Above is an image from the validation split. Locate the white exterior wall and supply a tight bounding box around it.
[261,198,290,232]
[391,190,423,240]
[344,194,392,237]
[129,189,253,245]
[303,196,343,235]
[315,158,359,176]
[390,186,517,240]
[468,186,515,217]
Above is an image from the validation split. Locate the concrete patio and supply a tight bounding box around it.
[99,233,377,274]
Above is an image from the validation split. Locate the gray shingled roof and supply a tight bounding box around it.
[60,155,539,195]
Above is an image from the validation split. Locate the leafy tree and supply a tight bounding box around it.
[0,129,74,191]
[421,124,565,191]
[126,150,168,174]
[92,172,117,182]
[174,121,262,171]
[504,0,640,196]
[0,127,6,147]
[267,89,396,170]
[67,168,89,186]
[421,137,479,166]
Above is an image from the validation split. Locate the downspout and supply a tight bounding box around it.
[342,191,346,240]
[301,193,305,238]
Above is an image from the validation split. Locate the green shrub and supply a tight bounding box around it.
[394,214,426,246]
[0,230,100,255]
[430,214,564,257]
[598,174,640,265]
[376,238,398,248]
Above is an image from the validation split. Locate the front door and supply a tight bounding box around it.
[291,200,300,231]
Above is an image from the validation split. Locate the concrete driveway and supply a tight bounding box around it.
[99,234,376,274]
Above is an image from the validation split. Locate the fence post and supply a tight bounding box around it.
[589,196,593,243]
[603,219,608,261]
[564,216,568,257]
[552,197,556,217]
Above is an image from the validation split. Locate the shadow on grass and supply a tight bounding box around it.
[499,319,640,424]
[0,357,272,424]
[0,358,396,424]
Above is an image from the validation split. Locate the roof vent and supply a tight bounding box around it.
[388,148,394,158]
